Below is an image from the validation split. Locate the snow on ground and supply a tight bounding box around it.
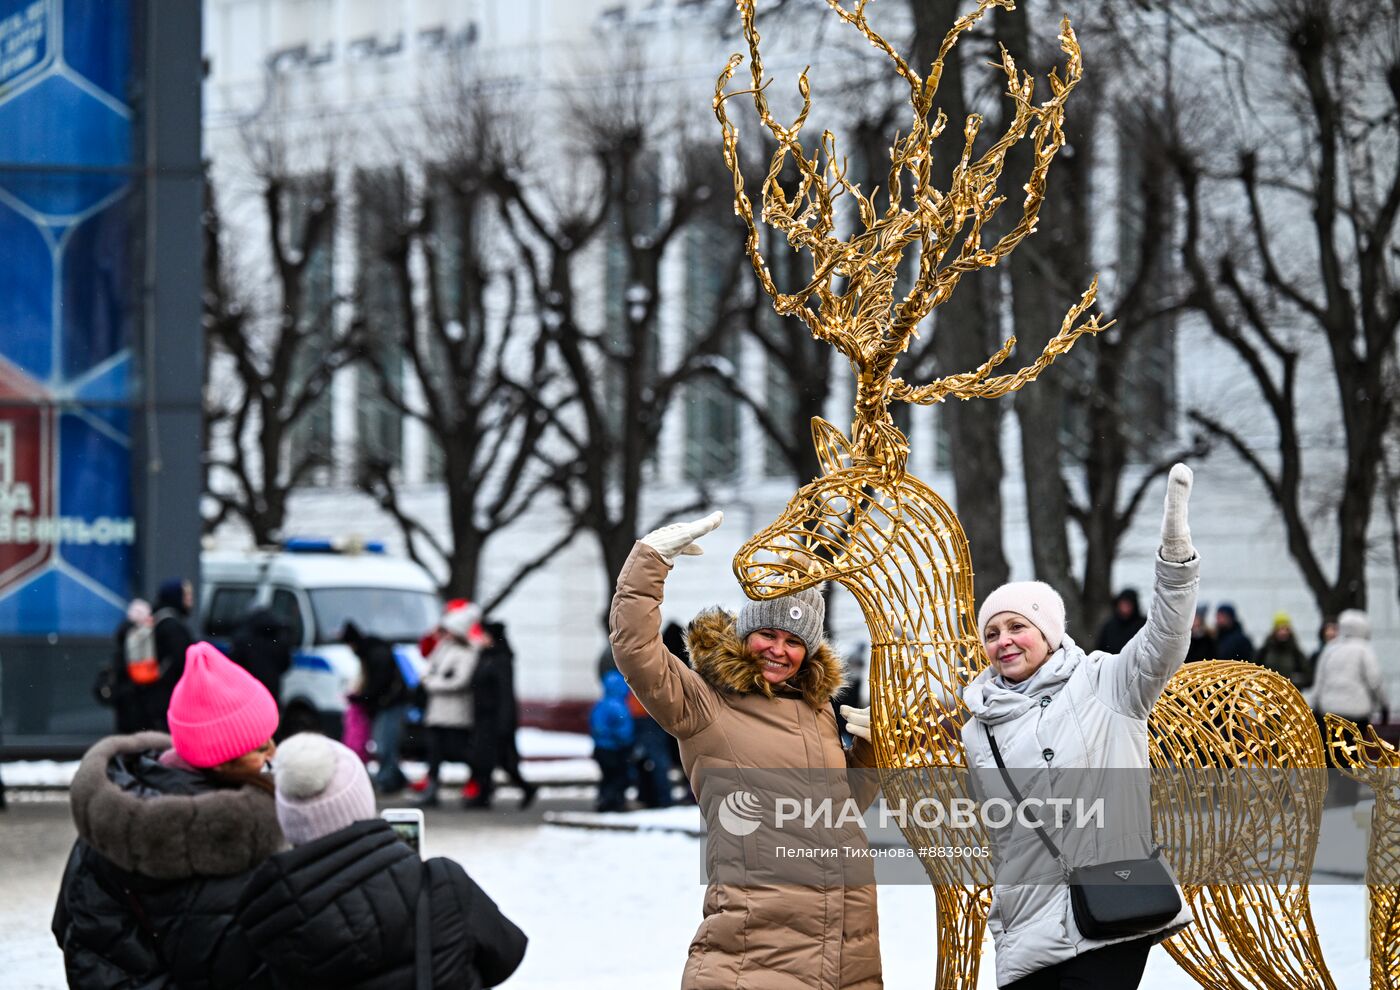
[0,730,599,789]
[1,801,1375,990]
[426,826,1376,990]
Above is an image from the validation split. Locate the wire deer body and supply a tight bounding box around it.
[1327,716,1400,989]
[717,1,1336,987]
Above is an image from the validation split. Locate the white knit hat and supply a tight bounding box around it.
[977,581,1067,652]
[274,733,378,846]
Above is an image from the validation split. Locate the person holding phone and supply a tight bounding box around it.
[52,643,283,989]
[608,511,881,990]
[239,733,527,989]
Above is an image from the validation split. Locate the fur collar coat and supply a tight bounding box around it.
[608,542,882,990]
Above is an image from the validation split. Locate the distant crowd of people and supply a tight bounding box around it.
[95,584,535,812]
[1100,588,1389,732]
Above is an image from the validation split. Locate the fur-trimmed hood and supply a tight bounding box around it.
[69,732,284,880]
[685,607,846,709]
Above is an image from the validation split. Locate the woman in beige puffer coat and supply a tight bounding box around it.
[608,511,881,990]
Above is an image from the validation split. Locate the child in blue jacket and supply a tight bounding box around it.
[590,670,636,812]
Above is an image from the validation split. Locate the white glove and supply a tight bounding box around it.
[640,511,724,563]
[1159,463,1195,563]
[840,705,871,743]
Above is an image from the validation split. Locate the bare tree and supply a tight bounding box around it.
[1160,0,1400,615]
[493,76,748,592]
[909,0,1012,591]
[351,94,581,611]
[203,131,354,545]
[987,2,1209,633]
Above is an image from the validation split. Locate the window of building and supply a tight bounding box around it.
[284,173,336,484]
[683,217,740,481]
[354,167,407,478]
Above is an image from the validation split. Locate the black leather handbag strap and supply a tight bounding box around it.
[983,724,1069,873]
[415,874,433,990]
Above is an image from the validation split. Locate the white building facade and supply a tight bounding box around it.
[202,0,1400,718]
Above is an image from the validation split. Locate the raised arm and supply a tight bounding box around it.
[1097,465,1200,719]
[607,512,723,740]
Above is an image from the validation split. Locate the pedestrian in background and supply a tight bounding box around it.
[151,578,195,730]
[469,620,536,810]
[1314,609,1388,733]
[230,607,294,714]
[417,601,487,807]
[95,599,151,733]
[52,643,282,989]
[238,732,528,989]
[344,622,411,795]
[1212,603,1253,661]
[1308,616,1339,681]
[1094,588,1147,654]
[1185,606,1215,663]
[1257,612,1310,688]
[591,670,636,812]
[1313,609,1389,803]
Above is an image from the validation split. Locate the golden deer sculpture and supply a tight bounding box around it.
[1327,715,1400,989]
[716,1,1337,987]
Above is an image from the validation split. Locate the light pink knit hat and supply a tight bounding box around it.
[274,733,378,846]
[167,642,280,768]
[978,581,1067,653]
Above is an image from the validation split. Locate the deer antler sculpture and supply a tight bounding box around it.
[718,2,1339,988]
[714,0,1108,471]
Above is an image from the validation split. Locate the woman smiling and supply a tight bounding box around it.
[608,510,882,990]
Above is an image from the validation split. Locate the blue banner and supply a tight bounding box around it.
[0,0,136,636]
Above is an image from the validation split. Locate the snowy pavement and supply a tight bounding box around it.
[2,791,1373,990]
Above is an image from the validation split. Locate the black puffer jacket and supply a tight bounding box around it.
[237,819,527,989]
[51,732,284,989]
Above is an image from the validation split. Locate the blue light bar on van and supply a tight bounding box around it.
[283,537,386,554]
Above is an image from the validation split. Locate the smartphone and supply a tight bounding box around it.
[381,808,425,856]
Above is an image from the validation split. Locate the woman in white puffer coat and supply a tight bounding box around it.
[958,465,1199,989]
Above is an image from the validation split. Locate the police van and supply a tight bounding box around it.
[201,539,441,737]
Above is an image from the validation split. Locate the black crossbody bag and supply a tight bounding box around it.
[984,725,1182,940]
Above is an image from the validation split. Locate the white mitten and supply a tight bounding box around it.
[1159,463,1196,563]
[640,511,724,563]
[840,705,871,743]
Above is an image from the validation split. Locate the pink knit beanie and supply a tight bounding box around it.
[167,642,280,768]
[274,733,378,846]
[978,581,1067,652]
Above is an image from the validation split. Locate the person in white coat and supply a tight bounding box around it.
[958,464,1197,988]
[1313,608,1388,804]
[417,601,486,807]
[1312,609,1388,730]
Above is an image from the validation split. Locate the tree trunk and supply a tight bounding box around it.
[917,0,1009,592]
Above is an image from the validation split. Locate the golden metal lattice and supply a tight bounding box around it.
[1327,715,1400,990]
[717,2,1341,988]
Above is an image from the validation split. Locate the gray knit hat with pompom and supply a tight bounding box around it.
[737,586,826,649]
